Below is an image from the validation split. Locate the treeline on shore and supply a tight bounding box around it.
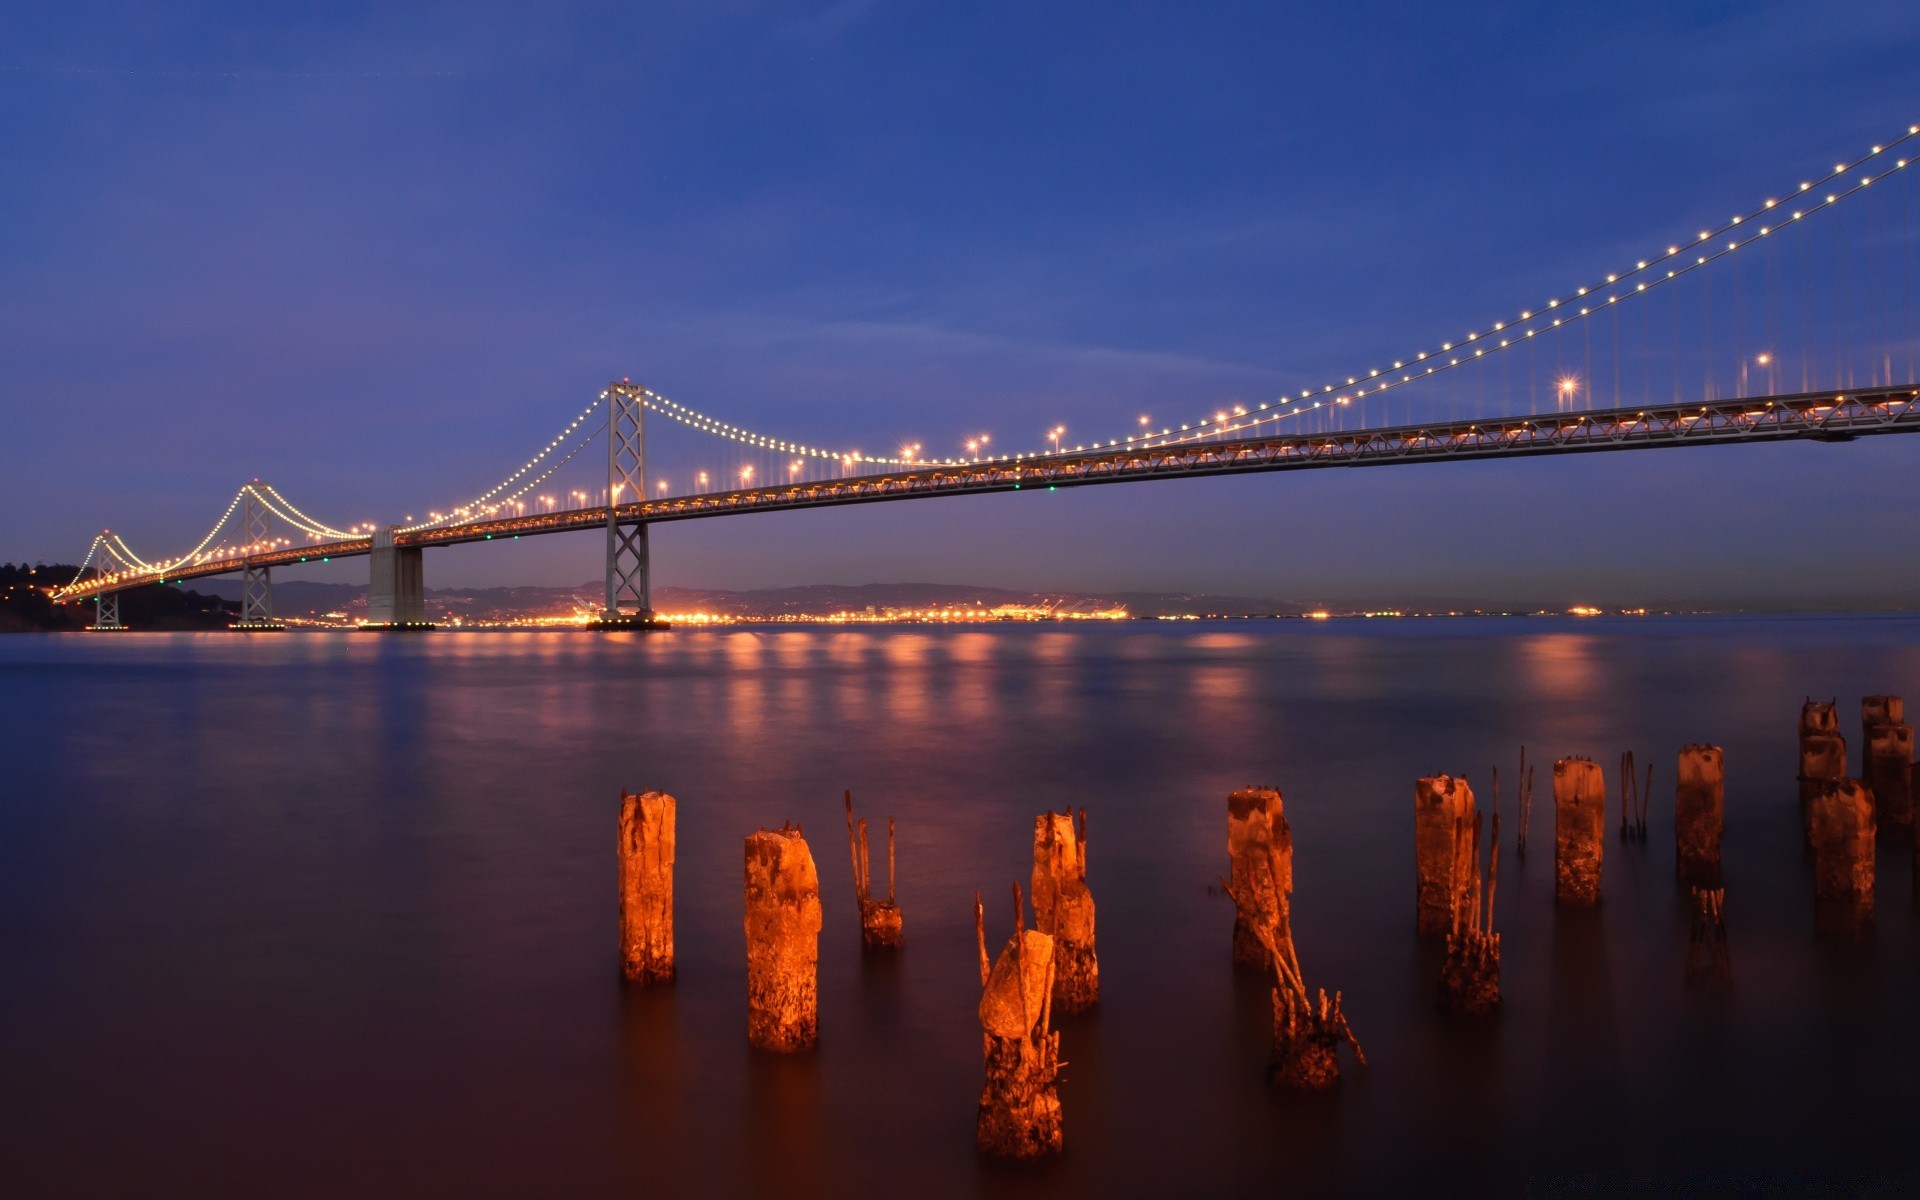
[0,564,237,632]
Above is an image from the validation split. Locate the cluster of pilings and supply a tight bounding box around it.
[614,785,1098,1160]
[1408,739,1731,1006]
[608,692,1916,1162]
[1798,695,1918,935]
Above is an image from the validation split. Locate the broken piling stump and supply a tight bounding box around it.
[974,887,1063,1159]
[1862,694,1903,739]
[618,789,676,985]
[1221,797,1366,1088]
[1414,775,1475,938]
[1031,808,1097,1012]
[1438,804,1501,1016]
[1808,779,1875,936]
[1675,745,1725,888]
[1861,695,1906,830]
[1554,757,1606,907]
[1800,697,1838,739]
[1227,787,1291,968]
[744,824,823,1051]
[843,792,903,950]
[1865,717,1914,834]
[1686,886,1732,987]
[1799,730,1848,846]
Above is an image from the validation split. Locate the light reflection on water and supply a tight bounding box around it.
[3,617,1920,1196]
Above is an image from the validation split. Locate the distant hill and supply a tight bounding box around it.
[0,564,237,632]
[199,578,1301,620]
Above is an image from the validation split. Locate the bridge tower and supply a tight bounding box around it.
[595,382,666,630]
[88,592,123,631]
[233,483,284,631]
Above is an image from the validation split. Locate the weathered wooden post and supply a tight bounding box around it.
[1675,745,1725,887]
[1227,786,1291,968]
[1220,796,1366,1088]
[1031,809,1097,1012]
[974,887,1063,1159]
[1554,757,1606,907]
[1438,806,1501,1015]
[745,824,823,1051]
[1415,775,1475,937]
[618,789,676,984]
[1862,694,1902,741]
[843,792,903,950]
[1801,697,1839,738]
[1799,729,1848,846]
[1808,779,1875,935]
[1864,714,1914,834]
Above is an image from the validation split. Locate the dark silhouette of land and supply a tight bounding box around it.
[0,564,237,632]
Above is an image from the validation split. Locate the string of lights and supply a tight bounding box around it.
[640,389,920,466]
[1088,123,1920,453]
[255,484,355,539]
[61,535,106,590]
[401,425,604,530]
[625,128,1918,466]
[398,398,605,532]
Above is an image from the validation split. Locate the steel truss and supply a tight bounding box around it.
[603,383,652,618]
[91,593,121,629]
[239,485,274,625]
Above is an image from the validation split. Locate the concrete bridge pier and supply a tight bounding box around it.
[365,526,432,630]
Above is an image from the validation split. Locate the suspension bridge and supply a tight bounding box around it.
[50,123,1920,629]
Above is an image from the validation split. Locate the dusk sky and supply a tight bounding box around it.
[9,2,1920,607]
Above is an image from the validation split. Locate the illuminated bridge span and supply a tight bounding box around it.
[52,121,1920,629]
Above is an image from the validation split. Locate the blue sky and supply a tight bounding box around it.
[8,2,1920,606]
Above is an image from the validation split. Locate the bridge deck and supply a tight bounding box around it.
[60,384,1920,600]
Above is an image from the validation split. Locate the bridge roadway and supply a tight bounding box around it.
[64,383,1920,601]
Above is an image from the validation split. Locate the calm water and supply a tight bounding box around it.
[4,618,1919,1197]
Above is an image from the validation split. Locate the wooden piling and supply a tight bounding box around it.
[1554,757,1606,907]
[1800,697,1838,738]
[974,887,1063,1159]
[1675,745,1725,887]
[1031,808,1097,1013]
[844,792,903,950]
[1862,694,1903,738]
[1861,694,1905,832]
[744,824,823,1051]
[618,789,677,985]
[1808,779,1875,936]
[1438,807,1501,1016]
[1865,719,1914,834]
[1227,787,1291,968]
[1799,731,1847,845]
[1221,801,1366,1089]
[1414,775,1475,938]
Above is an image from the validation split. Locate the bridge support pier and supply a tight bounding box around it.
[364,525,433,630]
[590,382,668,631]
[231,485,285,630]
[87,593,124,631]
